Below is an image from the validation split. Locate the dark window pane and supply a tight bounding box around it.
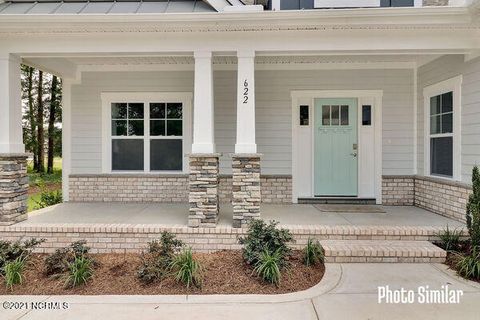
[441,92,453,113]
[299,105,309,126]
[322,105,330,126]
[150,120,165,136]
[331,105,340,125]
[128,103,144,119]
[430,95,441,115]
[112,139,144,171]
[112,103,127,119]
[442,113,453,133]
[150,103,165,119]
[167,103,182,119]
[128,120,144,136]
[430,137,453,177]
[340,105,349,126]
[167,120,182,136]
[150,139,182,171]
[362,105,372,126]
[112,120,127,136]
[430,115,441,135]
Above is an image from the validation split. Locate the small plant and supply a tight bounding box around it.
[45,240,91,276]
[456,247,480,280]
[238,220,294,268]
[438,226,463,252]
[169,248,202,288]
[34,188,63,210]
[137,232,184,284]
[467,165,480,249]
[0,238,44,274]
[253,248,282,286]
[303,238,325,266]
[65,255,93,288]
[3,257,26,290]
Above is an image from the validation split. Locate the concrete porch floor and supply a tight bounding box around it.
[20,203,465,228]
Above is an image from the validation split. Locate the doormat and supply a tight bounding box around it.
[313,204,386,213]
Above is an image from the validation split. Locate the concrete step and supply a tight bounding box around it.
[298,197,376,204]
[321,240,446,263]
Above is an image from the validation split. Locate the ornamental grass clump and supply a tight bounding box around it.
[456,247,480,280]
[253,248,282,286]
[169,248,202,288]
[44,240,92,276]
[303,238,325,267]
[137,231,184,284]
[438,225,463,252]
[3,257,26,290]
[65,255,93,288]
[0,238,44,274]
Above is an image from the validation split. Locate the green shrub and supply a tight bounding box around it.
[65,255,93,288]
[456,247,480,280]
[137,232,184,284]
[169,248,202,288]
[45,241,91,276]
[3,257,26,290]
[253,248,282,286]
[34,189,62,210]
[238,220,294,268]
[304,238,325,266]
[438,226,463,252]
[0,238,44,274]
[467,165,480,248]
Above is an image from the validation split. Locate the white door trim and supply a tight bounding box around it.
[291,90,383,204]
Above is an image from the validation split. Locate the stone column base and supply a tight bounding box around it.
[188,153,220,228]
[232,154,261,228]
[0,154,29,226]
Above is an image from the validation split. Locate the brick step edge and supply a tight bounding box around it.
[322,240,446,263]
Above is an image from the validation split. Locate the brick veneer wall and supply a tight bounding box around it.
[0,224,455,254]
[415,176,471,222]
[70,174,292,204]
[382,176,415,206]
[382,175,472,222]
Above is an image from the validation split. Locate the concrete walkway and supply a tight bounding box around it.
[2,263,479,320]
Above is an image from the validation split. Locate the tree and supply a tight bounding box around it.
[467,166,480,248]
[21,65,37,169]
[36,70,45,173]
[47,75,60,174]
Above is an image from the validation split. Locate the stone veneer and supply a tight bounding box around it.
[0,154,29,226]
[70,174,292,204]
[231,154,261,228]
[382,176,415,206]
[188,154,220,228]
[382,175,472,222]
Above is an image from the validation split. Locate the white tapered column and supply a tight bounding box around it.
[0,54,24,154]
[192,51,215,154]
[235,50,257,154]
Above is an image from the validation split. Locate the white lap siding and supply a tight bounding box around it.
[71,69,414,176]
[417,55,480,183]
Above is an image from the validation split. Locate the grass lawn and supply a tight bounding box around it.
[28,157,62,212]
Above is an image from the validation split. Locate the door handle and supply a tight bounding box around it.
[350,152,357,158]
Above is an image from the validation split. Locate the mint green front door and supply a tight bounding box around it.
[314,98,358,196]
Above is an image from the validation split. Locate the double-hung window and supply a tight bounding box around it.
[102,93,192,173]
[423,76,462,180]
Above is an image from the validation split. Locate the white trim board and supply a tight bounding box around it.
[101,92,193,175]
[423,75,462,182]
[291,90,383,204]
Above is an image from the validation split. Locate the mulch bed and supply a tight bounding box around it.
[0,250,324,295]
[435,241,480,284]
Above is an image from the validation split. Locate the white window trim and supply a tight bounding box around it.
[101,92,193,174]
[423,75,462,181]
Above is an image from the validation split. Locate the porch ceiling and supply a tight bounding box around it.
[23,53,446,78]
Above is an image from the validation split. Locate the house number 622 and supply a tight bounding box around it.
[243,79,249,104]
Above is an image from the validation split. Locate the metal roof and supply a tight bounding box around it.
[0,0,217,14]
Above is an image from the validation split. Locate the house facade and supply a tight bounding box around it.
[0,0,479,228]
